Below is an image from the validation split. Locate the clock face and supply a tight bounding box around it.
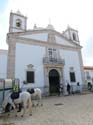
[16,19,21,28]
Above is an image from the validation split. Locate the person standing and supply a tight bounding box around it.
[67,83,71,95]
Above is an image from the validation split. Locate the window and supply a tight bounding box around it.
[16,19,21,28]
[48,48,57,58]
[48,48,52,57]
[73,33,76,41]
[26,71,34,83]
[70,72,76,82]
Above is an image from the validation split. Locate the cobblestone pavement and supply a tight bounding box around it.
[1,93,93,125]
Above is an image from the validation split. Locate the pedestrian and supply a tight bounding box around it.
[88,82,92,91]
[67,83,71,95]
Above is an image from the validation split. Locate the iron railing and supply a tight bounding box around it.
[43,57,65,65]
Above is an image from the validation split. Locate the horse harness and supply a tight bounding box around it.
[11,91,22,112]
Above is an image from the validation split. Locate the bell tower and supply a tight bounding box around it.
[63,26,80,44]
[9,10,27,33]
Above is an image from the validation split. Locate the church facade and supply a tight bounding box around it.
[0,11,84,95]
[84,66,93,88]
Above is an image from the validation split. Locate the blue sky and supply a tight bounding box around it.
[0,0,93,66]
[0,0,8,12]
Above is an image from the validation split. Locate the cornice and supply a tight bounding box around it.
[10,12,27,18]
[7,29,82,48]
[84,66,93,70]
[63,27,78,34]
[9,36,82,51]
[0,49,8,54]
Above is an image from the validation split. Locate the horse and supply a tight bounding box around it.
[27,88,43,106]
[2,91,32,117]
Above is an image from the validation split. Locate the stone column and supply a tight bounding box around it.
[7,39,16,79]
[44,66,49,95]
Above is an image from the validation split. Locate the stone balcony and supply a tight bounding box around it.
[43,57,65,65]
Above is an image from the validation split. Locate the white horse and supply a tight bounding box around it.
[27,88,43,106]
[2,91,32,117]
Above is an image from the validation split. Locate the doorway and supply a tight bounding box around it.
[49,69,60,95]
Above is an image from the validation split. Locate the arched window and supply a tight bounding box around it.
[73,33,76,41]
[16,19,21,28]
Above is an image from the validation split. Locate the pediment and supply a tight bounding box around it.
[18,29,80,48]
[55,35,77,47]
[27,64,34,69]
[26,64,34,71]
[20,33,48,42]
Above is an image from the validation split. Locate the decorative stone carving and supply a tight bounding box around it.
[27,64,34,70]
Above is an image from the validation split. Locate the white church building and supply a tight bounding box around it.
[0,11,85,95]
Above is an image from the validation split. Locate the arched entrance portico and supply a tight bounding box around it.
[49,69,60,95]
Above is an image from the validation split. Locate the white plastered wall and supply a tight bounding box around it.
[60,49,82,91]
[15,42,45,88]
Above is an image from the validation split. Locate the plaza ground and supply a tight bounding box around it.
[1,93,93,125]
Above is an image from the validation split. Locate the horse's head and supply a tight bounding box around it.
[27,88,35,94]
